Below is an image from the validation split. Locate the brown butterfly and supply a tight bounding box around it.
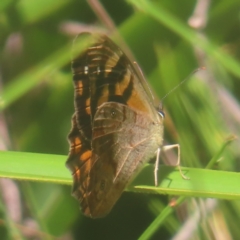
[66,32,169,218]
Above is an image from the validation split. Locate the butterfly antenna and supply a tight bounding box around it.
[159,67,205,110]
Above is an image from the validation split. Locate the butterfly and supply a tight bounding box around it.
[66,32,173,218]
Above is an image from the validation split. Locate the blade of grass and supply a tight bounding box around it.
[16,0,69,25]
[20,182,52,240]
[127,0,240,78]
[0,148,239,200]
[136,134,235,239]
[0,34,92,111]
[129,165,240,200]
[0,151,70,184]
[0,198,25,240]
[206,135,237,169]
[138,196,185,240]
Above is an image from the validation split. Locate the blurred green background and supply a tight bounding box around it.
[0,0,240,239]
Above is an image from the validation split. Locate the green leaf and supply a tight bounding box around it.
[1,150,239,200]
[0,151,70,184]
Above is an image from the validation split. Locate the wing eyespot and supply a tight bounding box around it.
[110,109,116,118]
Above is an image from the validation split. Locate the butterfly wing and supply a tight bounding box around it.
[86,102,163,217]
[66,33,163,218]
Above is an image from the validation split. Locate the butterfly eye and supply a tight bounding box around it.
[110,109,116,118]
[158,111,165,119]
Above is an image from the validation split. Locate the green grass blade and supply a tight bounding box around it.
[0,150,239,200]
[0,151,70,184]
[127,0,240,78]
[0,198,25,240]
[138,196,185,240]
[206,135,237,169]
[16,0,70,25]
[129,165,240,200]
[0,34,93,111]
[136,134,236,239]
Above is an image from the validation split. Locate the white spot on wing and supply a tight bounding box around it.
[84,66,88,75]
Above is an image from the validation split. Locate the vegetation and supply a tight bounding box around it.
[0,0,240,239]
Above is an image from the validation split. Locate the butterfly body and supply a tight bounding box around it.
[66,33,164,218]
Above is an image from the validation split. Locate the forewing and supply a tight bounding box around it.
[71,32,158,141]
[87,33,158,119]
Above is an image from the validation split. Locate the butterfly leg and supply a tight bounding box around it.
[154,147,161,186]
[154,144,189,186]
[162,144,190,180]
